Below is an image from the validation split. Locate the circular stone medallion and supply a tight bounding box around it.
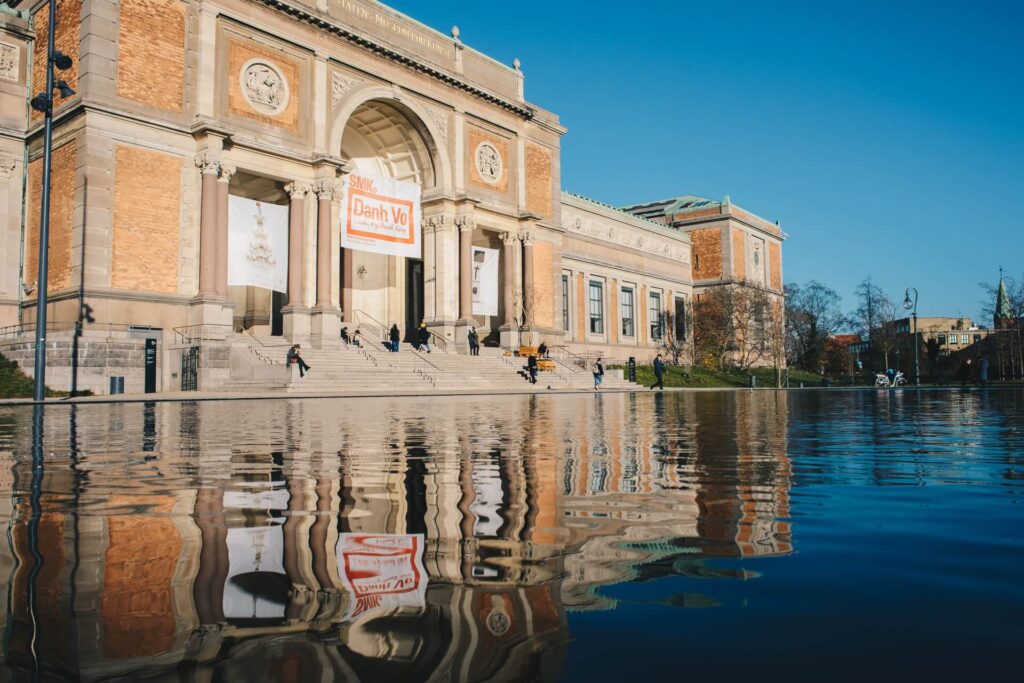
[240,59,289,116]
[474,141,503,184]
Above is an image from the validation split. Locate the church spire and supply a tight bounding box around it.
[995,267,1012,329]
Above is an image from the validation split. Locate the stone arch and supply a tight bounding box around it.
[329,85,452,193]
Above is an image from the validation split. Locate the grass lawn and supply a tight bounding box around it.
[610,363,824,389]
[0,353,75,399]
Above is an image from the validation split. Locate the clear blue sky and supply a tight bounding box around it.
[390,0,1021,322]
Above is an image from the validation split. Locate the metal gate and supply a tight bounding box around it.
[181,346,199,391]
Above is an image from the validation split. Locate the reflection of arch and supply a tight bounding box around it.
[329,86,450,190]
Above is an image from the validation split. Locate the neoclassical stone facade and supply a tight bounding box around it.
[0,0,785,392]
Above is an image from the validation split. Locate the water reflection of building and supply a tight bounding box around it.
[0,393,791,680]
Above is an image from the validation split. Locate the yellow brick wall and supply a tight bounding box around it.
[525,141,552,219]
[117,0,185,112]
[24,143,76,292]
[467,127,510,192]
[112,146,181,293]
[530,241,555,328]
[228,39,301,132]
[31,0,80,124]
[769,242,782,291]
[691,227,722,280]
[731,227,746,281]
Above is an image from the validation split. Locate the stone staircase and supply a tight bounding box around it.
[223,335,635,393]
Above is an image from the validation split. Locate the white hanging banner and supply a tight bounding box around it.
[336,533,428,621]
[228,195,289,292]
[471,246,499,317]
[339,172,422,259]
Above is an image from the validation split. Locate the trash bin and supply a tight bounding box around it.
[628,357,636,383]
[109,376,124,395]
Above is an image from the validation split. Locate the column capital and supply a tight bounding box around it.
[286,182,311,198]
[501,231,518,245]
[314,178,338,200]
[218,163,236,182]
[455,215,475,233]
[423,214,453,234]
[194,152,220,175]
[519,231,534,246]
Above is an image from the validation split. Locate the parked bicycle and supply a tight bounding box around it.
[874,371,908,387]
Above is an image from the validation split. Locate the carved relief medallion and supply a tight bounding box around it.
[474,141,502,184]
[240,58,289,115]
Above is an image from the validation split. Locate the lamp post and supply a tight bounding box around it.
[903,287,919,386]
[28,7,75,401]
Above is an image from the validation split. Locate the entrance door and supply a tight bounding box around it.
[405,259,424,342]
[271,291,285,336]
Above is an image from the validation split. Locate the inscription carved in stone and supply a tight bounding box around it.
[475,141,502,184]
[240,59,289,115]
[0,43,18,82]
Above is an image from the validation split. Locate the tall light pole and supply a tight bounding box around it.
[28,7,76,401]
[903,287,919,386]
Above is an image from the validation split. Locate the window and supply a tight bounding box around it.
[974,334,982,343]
[961,334,969,345]
[620,287,634,337]
[649,291,662,340]
[674,297,687,341]
[589,280,604,334]
[938,334,946,345]
[561,274,570,332]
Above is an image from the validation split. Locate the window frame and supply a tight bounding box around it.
[588,279,605,336]
[620,285,635,338]
[649,290,663,341]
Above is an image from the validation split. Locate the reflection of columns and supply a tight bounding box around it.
[215,164,235,298]
[457,216,474,321]
[193,487,228,624]
[195,155,220,298]
[521,231,534,328]
[502,232,516,326]
[315,181,333,307]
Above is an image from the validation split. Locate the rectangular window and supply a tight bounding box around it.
[561,274,570,332]
[973,334,982,343]
[938,334,946,345]
[589,280,604,334]
[621,287,634,337]
[674,297,687,341]
[961,334,969,345]
[649,291,662,340]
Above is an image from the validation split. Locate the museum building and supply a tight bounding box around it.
[0,0,785,393]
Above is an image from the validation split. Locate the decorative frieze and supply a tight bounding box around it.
[423,214,453,233]
[240,58,289,116]
[0,42,19,82]
[563,207,691,263]
[0,155,18,180]
[331,71,363,105]
[424,104,449,149]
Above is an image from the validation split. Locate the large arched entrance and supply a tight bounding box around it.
[339,99,437,343]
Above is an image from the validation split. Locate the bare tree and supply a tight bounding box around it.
[854,277,897,371]
[693,285,777,371]
[979,272,1024,378]
[660,302,691,366]
[785,280,847,372]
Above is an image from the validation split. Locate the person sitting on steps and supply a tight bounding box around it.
[340,327,350,346]
[351,329,362,348]
[418,322,432,353]
[287,344,311,378]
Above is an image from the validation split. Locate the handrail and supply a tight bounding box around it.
[351,309,388,340]
[426,330,450,354]
[172,323,233,345]
[551,345,596,370]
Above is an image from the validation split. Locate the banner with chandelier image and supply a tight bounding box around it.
[472,246,499,316]
[339,171,422,259]
[228,195,289,292]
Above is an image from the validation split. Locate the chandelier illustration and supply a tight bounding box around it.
[247,201,277,270]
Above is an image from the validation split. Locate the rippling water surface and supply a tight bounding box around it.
[0,389,1022,682]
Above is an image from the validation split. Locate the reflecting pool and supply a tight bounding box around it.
[0,389,1022,682]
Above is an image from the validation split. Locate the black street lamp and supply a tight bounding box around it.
[28,7,75,401]
[903,287,920,386]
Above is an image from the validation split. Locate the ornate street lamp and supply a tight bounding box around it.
[28,6,76,401]
[903,287,920,386]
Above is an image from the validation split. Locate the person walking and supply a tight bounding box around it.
[287,344,311,378]
[651,353,665,391]
[593,358,604,391]
[417,322,432,353]
[389,323,400,352]
[527,353,539,384]
[468,327,479,356]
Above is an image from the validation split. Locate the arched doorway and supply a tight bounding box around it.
[340,99,437,342]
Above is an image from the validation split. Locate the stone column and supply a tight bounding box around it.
[195,155,220,299]
[215,164,235,299]
[499,231,517,348]
[457,216,474,320]
[341,247,352,322]
[282,183,310,340]
[309,178,340,347]
[522,231,535,329]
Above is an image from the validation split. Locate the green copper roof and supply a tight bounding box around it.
[996,275,1013,319]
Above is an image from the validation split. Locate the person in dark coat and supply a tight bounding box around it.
[538,341,549,358]
[389,323,400,352]
[417,323,432,353]
[593,358,604,390]
[651,353,665,391]
[468,327,479,356]
[340,327,350,345]
[287,344,311,377]
[527,354,538,384]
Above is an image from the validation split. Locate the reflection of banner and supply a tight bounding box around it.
[471,459,503,537]
[228,195,289,292]
[340,172,422,259]
[223,525,287,620]
[471,246,499,316]
[337,533,427,621]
